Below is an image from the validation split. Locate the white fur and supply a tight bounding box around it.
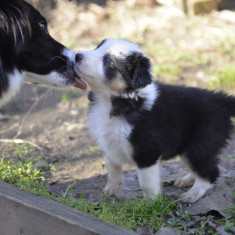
[78,38,213,202]
[23,49,76,87]
[180,176,213,203]
[62,48,75,62]
[0,48,76,107]
[175,156,212,202]
[75,38,145,94]
[88,92,134,195]
[104,159,123,196]
[88,92,134,166]
[100,38,142,57]
[0,70,23,107]
[78,38,160,197]
[137,161,161,198]
[0,69,71,107]
[0,70,73,107]
[138,83,158,110]
[23,71,71,87]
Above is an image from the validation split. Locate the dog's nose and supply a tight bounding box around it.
[75,53,84,63]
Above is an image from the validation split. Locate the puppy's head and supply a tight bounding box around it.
[74,38,152,94]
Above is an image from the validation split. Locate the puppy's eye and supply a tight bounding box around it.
[103,56,113,66]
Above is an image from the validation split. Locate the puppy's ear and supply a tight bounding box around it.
[132,53,152,89]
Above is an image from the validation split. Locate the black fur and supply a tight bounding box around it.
[103,52,152,92]
[109,83,235,183]
[131,53,152,89]
[110,95,144,122]
[85,38,235,185]
[95,39,107,50]
[0,0,75,98]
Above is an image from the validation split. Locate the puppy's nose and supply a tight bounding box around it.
[75,53,84,63]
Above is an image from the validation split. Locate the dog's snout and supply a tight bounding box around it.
[75,53,84,63]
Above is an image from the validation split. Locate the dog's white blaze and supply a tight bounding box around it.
[88,93,134,166]
[0,70,23,106]
[23,71,69,87]
[62,48,75,62]
[137,161,161,199]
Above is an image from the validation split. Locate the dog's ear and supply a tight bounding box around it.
[0,57,8,97]
[132,53,152,89]
[0,11,8,39]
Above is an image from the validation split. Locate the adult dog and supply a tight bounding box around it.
[74,38,235,203]
[0,0,86,106]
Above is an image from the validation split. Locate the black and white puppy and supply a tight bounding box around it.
[75,38,235,203]
[0,0,86,106]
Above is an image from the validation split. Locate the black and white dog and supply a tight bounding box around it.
[0,0,86,106]
[75,38,235,203]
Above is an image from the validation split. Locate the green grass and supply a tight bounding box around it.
[0,154,187,233]
[215,65,235,88]
[0,146,234,234]
[153,64,182,77]
[145,43,212,81]
[225,188,235,219]
[216,188,235,234]
[61,92,70,102]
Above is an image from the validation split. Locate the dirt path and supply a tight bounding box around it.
[1,1,235,234]
[0,83,234,234]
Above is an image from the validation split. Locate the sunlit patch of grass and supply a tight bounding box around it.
[61,91,70,102]
[153,64,182,77]
[89,145,101,153]
[63,39,76,50]
[13,142,36,159]
[215,65,235,88]
[1,155,233,234]
[0,158,48,196]
[145,42,212,80]
[218,36,235,58]
[0,157,182,232]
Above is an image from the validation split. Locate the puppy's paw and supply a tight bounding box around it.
[104,182,121,196]
[180,190,199,203]
[174,173,195,188]
[180,179,213,203]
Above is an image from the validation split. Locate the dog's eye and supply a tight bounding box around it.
[103,56,113,66]
[39,22,49,34]
[39,22,45,29]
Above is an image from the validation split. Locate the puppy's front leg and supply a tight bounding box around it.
[104,157,123,196]
[137,161,161,199]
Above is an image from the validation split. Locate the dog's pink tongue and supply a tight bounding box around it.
[74,77,87,90]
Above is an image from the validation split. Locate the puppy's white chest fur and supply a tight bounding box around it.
[88,93,134,165]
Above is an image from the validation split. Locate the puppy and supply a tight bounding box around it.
[0,0,86,106]
[75,38,235,203]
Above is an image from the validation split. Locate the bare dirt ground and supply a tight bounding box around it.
[1,0,235,234]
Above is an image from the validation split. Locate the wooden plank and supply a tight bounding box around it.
[0,181,137,235]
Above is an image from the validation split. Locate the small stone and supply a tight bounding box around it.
[190,0,218,15]
[31,160,47,170]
